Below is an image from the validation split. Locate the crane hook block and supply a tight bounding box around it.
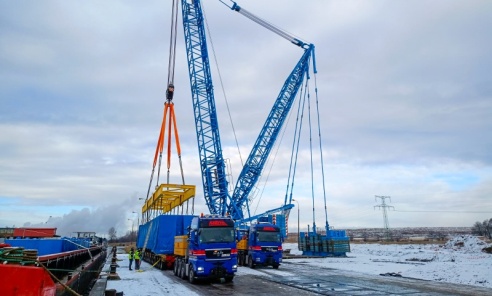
[166,84,175,101]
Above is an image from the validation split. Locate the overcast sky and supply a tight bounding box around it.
[1,0,491,237]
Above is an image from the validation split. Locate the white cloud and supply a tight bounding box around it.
[1,0,491,233]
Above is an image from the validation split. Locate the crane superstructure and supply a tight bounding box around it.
[180,0,350,257]
[182,0,312,223]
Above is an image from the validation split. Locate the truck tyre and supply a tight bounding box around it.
[272,264,279,269]
[173,261,178,276]
[178,260,184,278]
[225,275,234,283]
[248,256,255,269]
[188,265,196,284]
[180,261,187,279]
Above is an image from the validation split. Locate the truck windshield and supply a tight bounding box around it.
[257,231,281,243]
[199,227,235,243]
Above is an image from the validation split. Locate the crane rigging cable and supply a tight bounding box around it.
[167,0,179,86]
[220,0,308,48]
[202,3,244,168]
[313,70,331,232]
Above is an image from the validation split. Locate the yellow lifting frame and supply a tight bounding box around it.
[142,183,196,215]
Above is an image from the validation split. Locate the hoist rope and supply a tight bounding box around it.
[285,82,306,207]
[167,0,179,86]
[253,100,295,217]
[307,79,317,232]
[313,71,330,231]
[287,78,308,210]
[144,0,193,219]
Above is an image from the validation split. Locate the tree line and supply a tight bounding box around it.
[471,218,492,239]
[107,226,137,243]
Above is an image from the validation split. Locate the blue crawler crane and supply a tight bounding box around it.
[182,0,350,259]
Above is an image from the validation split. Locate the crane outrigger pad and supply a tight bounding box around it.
[142,183,195,215]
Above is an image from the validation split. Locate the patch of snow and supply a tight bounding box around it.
[284,235,492,288]
[103,252,199,296]
[101,236,491,295]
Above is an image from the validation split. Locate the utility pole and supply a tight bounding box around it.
[292,199,300,244]
[128,218,135,244]
[374,195,394,241]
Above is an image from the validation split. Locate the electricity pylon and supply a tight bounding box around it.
[374,195,394,240]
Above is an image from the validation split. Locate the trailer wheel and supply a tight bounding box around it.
[248,256,255,269]
[188,265,196,284]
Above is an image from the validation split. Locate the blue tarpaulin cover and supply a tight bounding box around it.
[137,214,195,255]
[5,237,92,256]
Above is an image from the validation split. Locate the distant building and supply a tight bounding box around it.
[0,227,15,238]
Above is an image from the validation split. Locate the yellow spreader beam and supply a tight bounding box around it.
[142,183,195,215]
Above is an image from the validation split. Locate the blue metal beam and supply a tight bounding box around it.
[181,0,229,216]
[229,45,315,221]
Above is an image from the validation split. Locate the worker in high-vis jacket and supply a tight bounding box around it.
[128,248,134,270]
[134,249,141,270]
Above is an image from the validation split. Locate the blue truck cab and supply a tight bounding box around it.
[237,222,283,269]
[174,214,238,283]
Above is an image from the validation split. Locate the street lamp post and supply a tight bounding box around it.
[132,211,139,246]
[292,199,300,245]
[132,211,140,227]
[127,218,134,245]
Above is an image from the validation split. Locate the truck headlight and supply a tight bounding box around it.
[197,266,204,271]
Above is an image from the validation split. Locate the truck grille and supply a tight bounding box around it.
[261,246,279,252]
[205,248,231,260]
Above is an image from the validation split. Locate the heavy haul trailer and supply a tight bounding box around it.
[237,222,282,269]
[137,214,237,283]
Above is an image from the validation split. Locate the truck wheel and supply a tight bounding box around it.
[178,261,184,278]
[188,265,196,284]
[180,261,187,279]
[225,275,234,283]
[248,256,255,269]
[272,264,279,269]
[173,261,178,276]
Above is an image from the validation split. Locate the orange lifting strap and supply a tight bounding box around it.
[143,91,193,218]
